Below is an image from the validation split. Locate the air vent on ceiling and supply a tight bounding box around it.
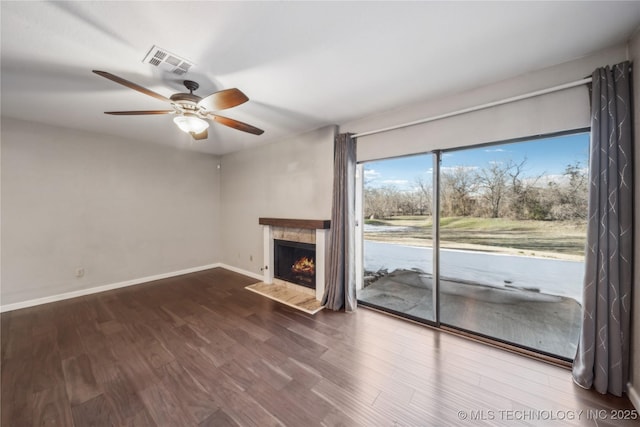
[142,45,194,75]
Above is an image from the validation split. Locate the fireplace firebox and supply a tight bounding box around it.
[273,239,316,289]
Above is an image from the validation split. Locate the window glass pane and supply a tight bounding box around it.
[357,153,435,322]
[438,132,589,359]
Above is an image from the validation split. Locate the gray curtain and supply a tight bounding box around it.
[572,61,633,397]
[323,133,357,311]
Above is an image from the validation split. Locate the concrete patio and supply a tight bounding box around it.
[358,269,581,359]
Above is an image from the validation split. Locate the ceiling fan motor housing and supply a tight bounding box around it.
[171,81,205,115]
[170,92,204,115]
[183,80,199,93]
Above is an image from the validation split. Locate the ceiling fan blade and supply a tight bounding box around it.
[198,88,249,111]
[104,110,174,115]
[93,70,171,103]
[212,114,264,135]
[191,129,209,141]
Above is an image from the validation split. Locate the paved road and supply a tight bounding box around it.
[364,240,584,303]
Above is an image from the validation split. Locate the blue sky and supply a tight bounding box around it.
[363,132,590,190]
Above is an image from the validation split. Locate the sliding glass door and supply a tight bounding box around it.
[356,153,435,323]
[438,133,588,359]
[357,131,589,360]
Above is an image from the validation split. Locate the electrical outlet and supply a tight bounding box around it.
[75,268,85,278]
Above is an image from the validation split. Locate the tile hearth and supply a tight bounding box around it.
[245,281,324,314]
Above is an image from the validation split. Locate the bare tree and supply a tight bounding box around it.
[549,162,589,220]
[476,162,509,218]
[364,185,402,219]
[414,176,433,215]
[505,157,546,219]
[363,157,588,223]
[441,166,478,216]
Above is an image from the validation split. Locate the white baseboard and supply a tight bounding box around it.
[0,263,222,313]
[217,263,264,282]
[628,381,640,411]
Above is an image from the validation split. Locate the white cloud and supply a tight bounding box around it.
[484,148,507,153]
[382,179,409,185]
[364,169,380,179]
[525,174,575,186]
[440,165,478,173]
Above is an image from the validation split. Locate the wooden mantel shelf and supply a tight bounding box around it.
[259,217,330,230]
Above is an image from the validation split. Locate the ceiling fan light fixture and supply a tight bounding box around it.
[173,114,209,134]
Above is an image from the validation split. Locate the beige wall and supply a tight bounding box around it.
[1,117,221,306]
[629,28,640,410]
[219,125,336,276]
[348,45,627,161]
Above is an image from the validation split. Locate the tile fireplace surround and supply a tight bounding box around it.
[259,218,330,301]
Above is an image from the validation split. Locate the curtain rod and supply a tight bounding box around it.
[352,77,593,139]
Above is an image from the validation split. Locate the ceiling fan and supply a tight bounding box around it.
[93,70,264,140]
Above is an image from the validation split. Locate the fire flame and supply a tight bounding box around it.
[292,257,315,275]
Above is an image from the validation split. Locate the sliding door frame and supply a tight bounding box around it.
[356,128,590,363]
[355,151,439,327]
[432,151,441,327]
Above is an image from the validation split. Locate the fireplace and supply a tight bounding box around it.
[274,239,316,289]
[260,218,330,301]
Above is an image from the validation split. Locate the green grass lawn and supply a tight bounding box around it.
[364,216,587,259]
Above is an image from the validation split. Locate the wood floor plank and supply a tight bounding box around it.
[85,347,121,386]
[311,377,389,425]
[278,357,324,389]
[139,382,196,426]
[2,267,637,427]
[31,385,74,427]
[197,341,247,368]
[283,379,336,422]
[102,369,149,424]
[0,312,11,361]
[71,393,120,427]
[249,313,329,357]
[247,379,321,426]
[206,382,284,427]
[119,409,159,427]
[30,345,65,393]
[61,354,101,405]
[1,356,33,427]
[218,359,260,391]
[110,341,160,391]
[155,360,220,423]
[223,327,289,367]
[199,408,241,427]
[137,339,176,370]
[55,323,85,360]
[320,407,366,427]
[250,359,293,391]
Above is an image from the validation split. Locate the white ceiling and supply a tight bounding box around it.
[2,1,640,155]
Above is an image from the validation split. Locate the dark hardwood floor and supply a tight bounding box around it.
[1,268,637,426]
